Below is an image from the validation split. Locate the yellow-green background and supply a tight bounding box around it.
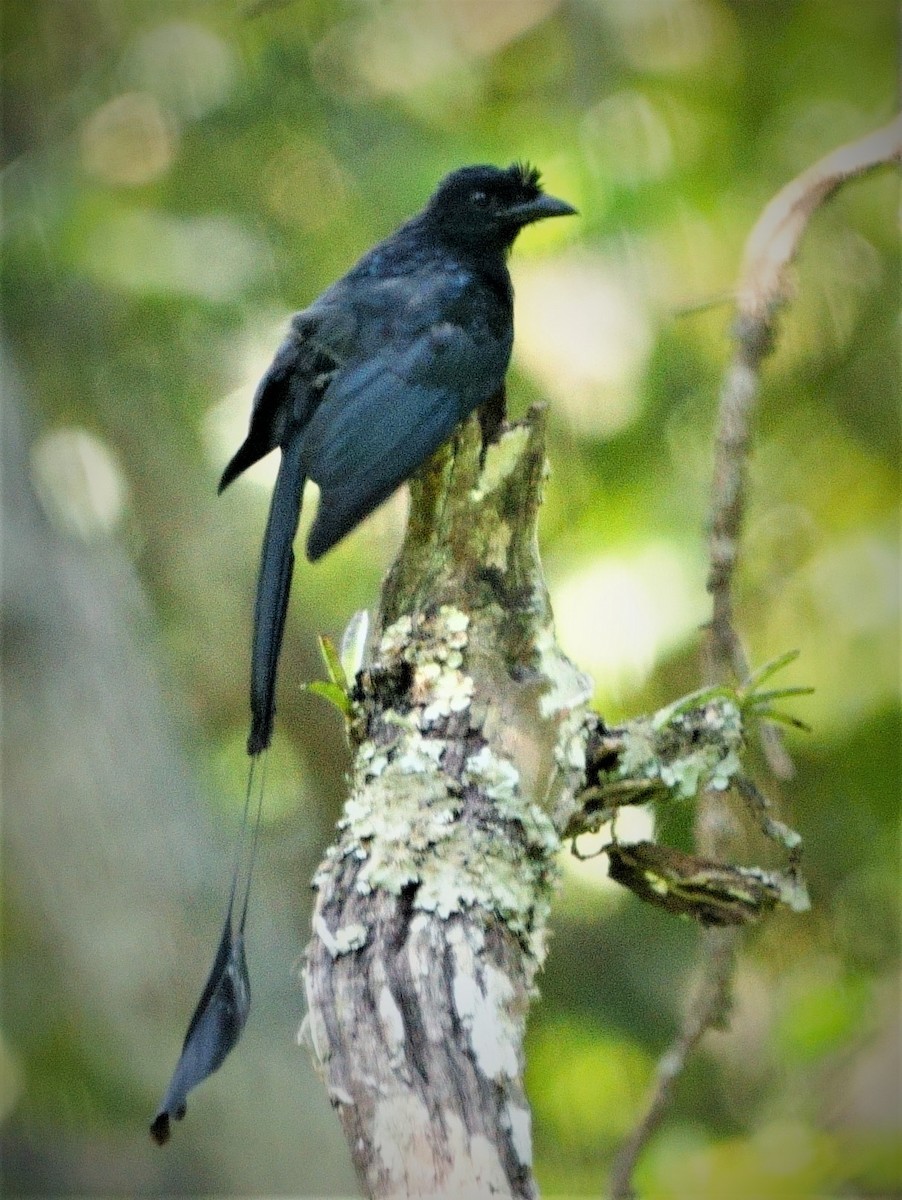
[3,1,898,1195]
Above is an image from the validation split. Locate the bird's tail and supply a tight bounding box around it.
[248,434,305,755]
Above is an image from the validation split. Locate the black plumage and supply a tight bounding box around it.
[220,162,576,754]
[150,833,253,1144]
[149,897,250,1145]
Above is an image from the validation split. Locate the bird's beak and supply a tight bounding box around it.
[507,192,578,225]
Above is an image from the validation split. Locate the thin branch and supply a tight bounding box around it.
[735,115,902,324]
[608,929,736,1200]
[608,118,901,1200]
[707,114,902,720]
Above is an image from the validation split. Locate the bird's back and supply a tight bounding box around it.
[300,224,515,559]
[311,214,514,369]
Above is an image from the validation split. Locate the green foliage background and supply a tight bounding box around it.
[3,1,898,1195]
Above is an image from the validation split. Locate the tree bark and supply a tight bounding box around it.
[302,408,593,1198]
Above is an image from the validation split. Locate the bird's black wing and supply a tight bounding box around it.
[302,282,512,561]
[218,308,349,493]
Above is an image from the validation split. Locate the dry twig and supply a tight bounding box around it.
[609,116,901,1200]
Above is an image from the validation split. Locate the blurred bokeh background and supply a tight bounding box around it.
[2,0,898,1195]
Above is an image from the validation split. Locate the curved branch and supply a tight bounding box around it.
[610,119,901,1200]
[736,115,902,323]
[707,114,902,696]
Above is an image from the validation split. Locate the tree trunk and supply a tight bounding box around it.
[303,408,593,1198]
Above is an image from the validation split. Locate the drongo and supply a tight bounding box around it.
[220,161,576,755]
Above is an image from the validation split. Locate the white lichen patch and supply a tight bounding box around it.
[332,728,559,959]
[546,707,593,831]
[300,981,331,1066]
[378,613,413,655]
[439,1113,511,1195]
[393,732,446,774]
[555,708,591,772]
[421,667,474,725]
[452,972,479,1023]
[313,915,368,958]
[464,745,559,857]
[413,661,442,690]
[535,623,594,720]
[372,1092,438,1192]
[444,919,484,955]
[503,1102,533,1167]
[347,773,459,896]
[737,864,810,913]
[362,751,390,779]
[313,914,340,958]
[375,605,475,729]
[378,985,406,1051]
[617,698,745,802]
[708,747,742,791]
[441,606,469,636]
[323,602,562,960]
[296,1012,311,1050]
[452,958,520,1081]
[464,745,519,800]
[470,423,531,501]
[413,847,555,969]
[333,922,369,955]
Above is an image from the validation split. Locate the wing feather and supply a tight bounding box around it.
[218,308,346,493]
[303,308,509,560]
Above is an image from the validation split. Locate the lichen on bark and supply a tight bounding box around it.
[303,407,593,1199]
[300,405,808,1198]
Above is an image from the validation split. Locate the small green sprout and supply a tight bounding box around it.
[652,649,813,734]
[302,634,354,717]
[738,648,814,731]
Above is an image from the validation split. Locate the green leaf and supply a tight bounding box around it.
[749,685,816,703]
[317,634,348,691]
[302,679,352,717]
[744,648,801,691]
[757,710,812,732]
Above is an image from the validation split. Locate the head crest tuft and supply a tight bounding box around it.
[510,160,542,192]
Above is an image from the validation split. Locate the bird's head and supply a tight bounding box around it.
[424,162,576,252]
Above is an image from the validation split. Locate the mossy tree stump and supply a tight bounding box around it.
[303,408,593,1198]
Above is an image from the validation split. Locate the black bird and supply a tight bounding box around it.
[220,162,576,754]
[152,165,574,1144]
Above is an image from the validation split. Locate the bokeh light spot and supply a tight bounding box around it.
[581,90,675,187]
[80,92,176,187]
[30,427,127,540]
[81,210,269,301]
[513,253,654,437]
[550,542,704,701]
[123,22,237,120]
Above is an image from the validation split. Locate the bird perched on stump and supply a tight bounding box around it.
[151,163,575,1145]
[220,162,576,755]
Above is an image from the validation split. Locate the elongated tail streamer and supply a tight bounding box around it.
[150,758,265,1144]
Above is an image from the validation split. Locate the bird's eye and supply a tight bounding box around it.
[470,189,489,206]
